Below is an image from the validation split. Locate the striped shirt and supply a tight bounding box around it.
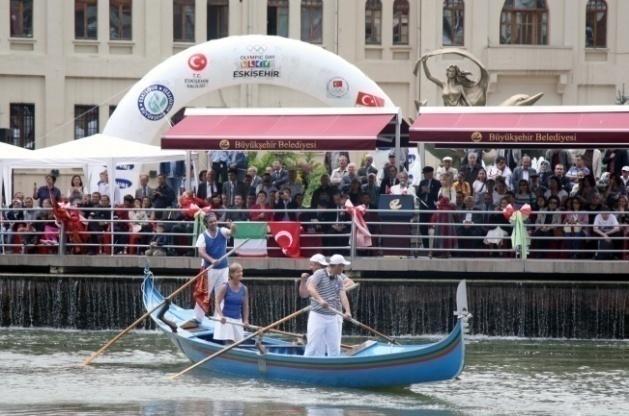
[309,268,344,316]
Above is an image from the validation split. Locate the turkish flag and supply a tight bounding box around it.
[356,91,385,107]
[268,221,301,258]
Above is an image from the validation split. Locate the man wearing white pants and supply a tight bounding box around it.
[304,254,352,357]
[194,214,234,321]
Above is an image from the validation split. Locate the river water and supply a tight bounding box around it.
[1,329,627,416]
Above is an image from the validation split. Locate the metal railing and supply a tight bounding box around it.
[1,206,627,261]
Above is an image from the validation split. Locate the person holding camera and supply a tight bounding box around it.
[151,174,176,219]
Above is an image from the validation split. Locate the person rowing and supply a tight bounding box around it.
[298,253,354,299]
[304,254,352,357]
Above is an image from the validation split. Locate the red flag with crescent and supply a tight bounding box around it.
[355,91,385,107]
[268,221,301,258]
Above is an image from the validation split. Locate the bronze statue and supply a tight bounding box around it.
[414,48,543,108]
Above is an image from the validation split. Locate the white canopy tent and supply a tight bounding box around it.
[1,134,186,206]
[0,142,34,205]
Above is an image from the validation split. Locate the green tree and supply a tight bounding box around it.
[247,151,326,207]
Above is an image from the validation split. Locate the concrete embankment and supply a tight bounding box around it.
[1,254,628,278]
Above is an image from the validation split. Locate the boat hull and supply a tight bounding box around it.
[143,274,466,388]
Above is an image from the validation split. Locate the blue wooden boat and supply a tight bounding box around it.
[143,272,470,388]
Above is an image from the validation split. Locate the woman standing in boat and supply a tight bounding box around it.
[214,262,249,343]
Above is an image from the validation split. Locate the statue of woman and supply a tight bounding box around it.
[414,49,489,107]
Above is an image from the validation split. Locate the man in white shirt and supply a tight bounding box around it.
[593,211,620,260]
[486,156,513,189]
[620,166,629,193]
[304,254,352,357]
[97,170,121,204]
[330,155,349,186]
[390,171,416,198]
[194,214,234,320]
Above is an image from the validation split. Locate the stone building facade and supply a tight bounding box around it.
[0,0,627,149]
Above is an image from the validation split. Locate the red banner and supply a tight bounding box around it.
[269,221,301,258]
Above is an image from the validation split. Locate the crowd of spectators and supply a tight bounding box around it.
[421,149,629,260]
[1,148,628,260]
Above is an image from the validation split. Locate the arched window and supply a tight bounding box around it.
[443,0,464,46]
[268,0,289,37]
[392,0,409,45]
[500,0,548,45]
[365,0,382,45]
[301,0,322,44]
[586,0,607,48]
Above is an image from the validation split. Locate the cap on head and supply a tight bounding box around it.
[328,254,351,266]
[622,166,629,172]
[442,156,453,162]
[309,254,328,266]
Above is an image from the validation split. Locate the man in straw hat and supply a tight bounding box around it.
[304,254,352,357]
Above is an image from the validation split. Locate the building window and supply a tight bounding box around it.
[75,105,99,139]
[500,0,548,45]
[109,105,117,117]
[9,104,35,149]
[173,0,195,42]
[365,0,382,45]
[392,0,409,45]
[268,0,289,37]
[301,0,322,44]
[75,0,98,40]
[443,0,464,46]
[586,0,607,48]
[10,0,33,38]
[207,0,228,40]
[110,0,132,40]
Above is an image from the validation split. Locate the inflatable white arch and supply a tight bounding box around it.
[104,35,395,143]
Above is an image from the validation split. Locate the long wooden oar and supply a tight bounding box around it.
[206,282,361,347]
[207,317,301,338]
[206,317,355,350]
[82,241,247,366]
[169,305,312,380]
[311,299,400,345]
